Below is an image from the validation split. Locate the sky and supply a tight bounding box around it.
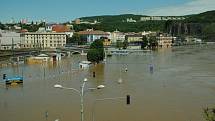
[0,0,214,23]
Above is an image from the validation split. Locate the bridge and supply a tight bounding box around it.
[105,48,152,54]
[59,46,90,55]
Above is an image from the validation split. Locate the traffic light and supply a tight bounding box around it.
[3,74,6,79]
[126,95,130,105]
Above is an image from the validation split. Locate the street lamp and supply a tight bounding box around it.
[54,78,105,121]
[92,95,131,121]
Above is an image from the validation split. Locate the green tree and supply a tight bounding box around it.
[141,35,148,49]
[148,36,158,48]
[0,22,5,30]
[87,39,104,63]
[116,40,123,49]
[90,39,104,49]
[122,40,128,49]
[67,33,87,45]
[204,107,215,121]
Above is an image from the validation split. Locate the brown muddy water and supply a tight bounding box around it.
[0,45,215,121]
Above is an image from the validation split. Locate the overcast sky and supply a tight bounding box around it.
[0,0,214,23]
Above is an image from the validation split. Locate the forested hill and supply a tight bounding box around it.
[165,10,215,41]
[74,11,215,41]
[185,10,215,23]
[80,14,144,23]
[74,14,166,32]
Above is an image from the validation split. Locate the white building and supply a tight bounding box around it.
[109,30,125,43]
[79,61,91,69]
[140,16,186,21]
[141,31,156,36]
[77,29,109,43]
[0,30,21,50]
[20,32,67,49]
[126,18,137,23]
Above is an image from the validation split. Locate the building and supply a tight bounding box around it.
[52,24,73,37]
[157,34,175,48]
[125,34,143,43]
[140,16,186,21]
[79,61,91,69]
[126,18,137,23]
[77,29,109,43]
[109,30,125,43]
[74,19,81,24]
[0,30,21,50]
[20,32,67,49]
[103,38,111,46]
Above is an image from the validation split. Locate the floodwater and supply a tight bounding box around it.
[0,45,215,121]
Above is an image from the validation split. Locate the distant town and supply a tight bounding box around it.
[0,13,206,51]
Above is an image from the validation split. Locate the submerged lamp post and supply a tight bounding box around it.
[92,95,131,121]
[54,78,105,121]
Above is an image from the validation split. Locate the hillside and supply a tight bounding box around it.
[80,14,144,23]
[73,11,215,41]
[185,10,215,23]
[75,14,166,32]
[165,10,215,41]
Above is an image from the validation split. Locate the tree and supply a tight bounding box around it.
[148,36,158,49]
[87,39,104,63]
[123,40,128,49]
[141,35,148,49]
[90,39,104,49]
[0,22,5,30]
[116,40,123,49]
[67,33,86,45]
[204,107,215,121]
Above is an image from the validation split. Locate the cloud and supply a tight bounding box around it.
[144,0,215,16]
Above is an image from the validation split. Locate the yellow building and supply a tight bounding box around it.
[103,38,111,46]
[21,32,67,49]
[125,34,143,43]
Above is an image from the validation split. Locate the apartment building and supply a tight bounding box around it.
[157,34,175,48]
[140,16,186,21]
[0,30,21,50]
[109,30,125,43]
[77,29,109,43]
[20,32,67,49]
[125,34,143,43]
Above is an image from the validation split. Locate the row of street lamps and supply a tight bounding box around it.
[54,78,130,121]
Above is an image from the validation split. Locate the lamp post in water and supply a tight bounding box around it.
[92,95,131,121]
[54,78,105,121]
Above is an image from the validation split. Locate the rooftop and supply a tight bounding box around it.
[77,30,109,35]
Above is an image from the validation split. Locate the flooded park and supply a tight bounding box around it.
[0,45,215,121]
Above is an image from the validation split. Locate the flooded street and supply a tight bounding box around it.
[1,45,215,121]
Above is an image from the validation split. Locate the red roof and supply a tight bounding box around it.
[77,30,109,35]
[20,29,28,33]
[52,25,71,33]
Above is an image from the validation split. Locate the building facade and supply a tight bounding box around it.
[20,32,67,49]
[125,34,143,43]
[77,30,109,43]
[140,16,186,21]
[0,30,21,50]
[157,34,175,48]
[109,31,125,43]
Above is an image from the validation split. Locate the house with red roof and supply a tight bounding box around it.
[52,25,74,37]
